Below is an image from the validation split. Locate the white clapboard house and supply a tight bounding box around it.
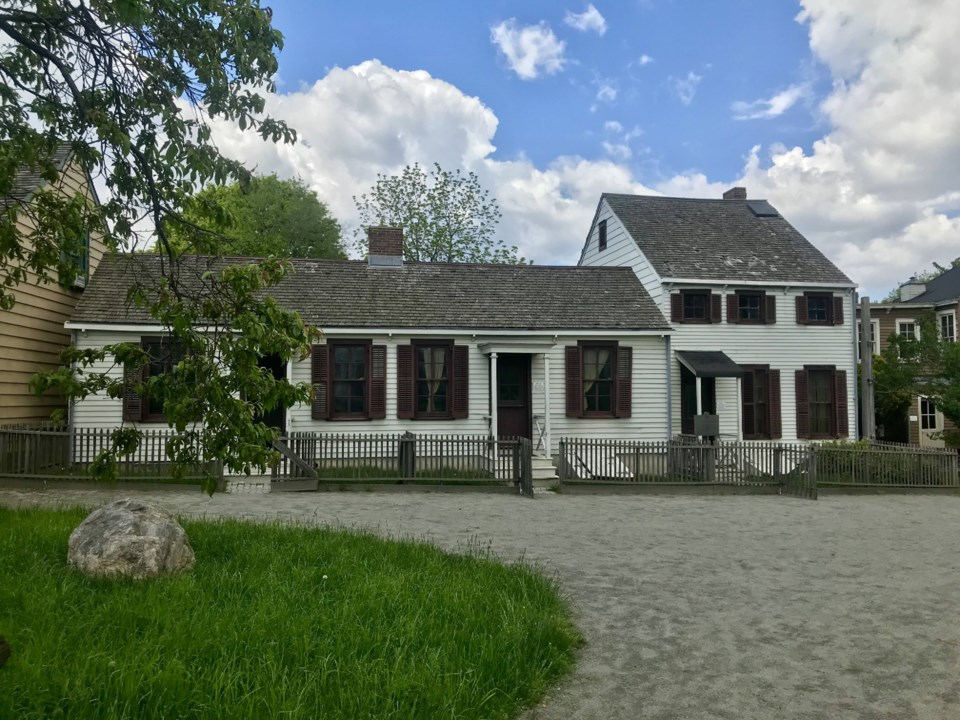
[579,187,858,442]
[65,228,673,468]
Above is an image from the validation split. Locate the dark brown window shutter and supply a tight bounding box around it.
[310,345,329,420]
[769,369,782,439]
[368,345,387,419]
[711,294,722,323]
[765,295,777,324]
[727,294,738,324]
[614,346,632,418]
[834,369,849,437]
[396,344,415,419]
[122,363,145,422]
[796,296,808,325]
[741,369,755,438]
[795,369,810,439]
[451,345,469,419]
[671,293,683,323]
[832,296,844,325]
[565,346,583,418]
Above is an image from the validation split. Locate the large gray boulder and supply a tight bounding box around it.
[68,498,195,579]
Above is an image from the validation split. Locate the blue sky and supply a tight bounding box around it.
[272,1,818,184]
[205,1,960,297]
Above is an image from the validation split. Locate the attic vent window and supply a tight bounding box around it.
[746,200,779,217]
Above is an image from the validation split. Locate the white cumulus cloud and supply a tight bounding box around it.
[564,4,607,35]
[490,19,566,80]
[200,60,656,265]
[195,0,960,297]
[732,83,809,120]
[672,71,702,106]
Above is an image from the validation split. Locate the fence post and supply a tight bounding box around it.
[558,438,566,483]
[704,444,717,482]
[399,431,416,479]
[519,437,534,498]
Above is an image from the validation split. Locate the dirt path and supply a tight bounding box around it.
[3,488,959,719]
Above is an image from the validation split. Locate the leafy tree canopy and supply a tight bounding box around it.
[353,162,524,264]
[166,175,345,259]
[1,0,318,491]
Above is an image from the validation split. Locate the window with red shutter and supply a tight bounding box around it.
[369,345,387,419]
[741,365,773,439]
[397,343,469,420]
[310,344,329,420]
[565,346,583,418]
[396,344,415,419]
[566,342,625,418]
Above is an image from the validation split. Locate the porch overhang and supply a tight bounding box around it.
[478,341,556,355]
[676,350,746,378]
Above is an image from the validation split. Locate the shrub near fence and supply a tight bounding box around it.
[817,440,958,487]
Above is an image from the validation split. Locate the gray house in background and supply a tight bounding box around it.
[579,187,858,443]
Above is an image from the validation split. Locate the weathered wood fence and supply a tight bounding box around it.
[272,432,533,495]
[0,428,534,495]
[558,436,958,497]
[0,427,216,482]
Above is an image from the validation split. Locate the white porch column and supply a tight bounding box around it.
[736,376,743,442]
[490,352,499,453]
[695,376,703,416]
[543,352,551,456]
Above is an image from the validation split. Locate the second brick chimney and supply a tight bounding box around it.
[367,226,403,267]
[722,187,747,200]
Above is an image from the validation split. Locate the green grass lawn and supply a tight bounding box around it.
[0,507,580,720]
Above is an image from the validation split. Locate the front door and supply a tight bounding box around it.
[679,366,715,435]
[257,353,287,434]
[497,354,531,439]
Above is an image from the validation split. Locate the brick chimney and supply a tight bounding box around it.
[367,226,403,267]
[722,187,747,200]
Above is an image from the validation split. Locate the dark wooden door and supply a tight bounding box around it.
[257,353,286,434]
[680,366,715,435]
[497,354,531,439]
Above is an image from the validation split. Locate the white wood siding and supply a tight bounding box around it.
[664,287,858,441]
[579,198,666,308]
[71,329,669,453]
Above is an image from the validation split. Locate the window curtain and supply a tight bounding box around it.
[582,348,610,400]
[423,348,446,412]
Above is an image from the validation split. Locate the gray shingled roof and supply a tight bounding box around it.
[71,254,671,331]
[906,265,960,304]
[602,193,853,285]
[2,145,74,208]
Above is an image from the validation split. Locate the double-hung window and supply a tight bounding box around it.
[920,397,938,431]
[331,343,368,418]
[415,343,451,418]
[897,320,918,342]
[939,313,956,342]
[582,344,615,415]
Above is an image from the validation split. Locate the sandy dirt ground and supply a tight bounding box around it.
[2,488,959,720]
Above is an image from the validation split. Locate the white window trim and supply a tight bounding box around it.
[857,319,880,358]
[937,310,956,342]
[897,318,918,340]
[920,396,939,431]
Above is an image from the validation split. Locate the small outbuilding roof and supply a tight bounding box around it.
[601,193,853,286]
[675,350,746,378]
[71,254,673,332]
